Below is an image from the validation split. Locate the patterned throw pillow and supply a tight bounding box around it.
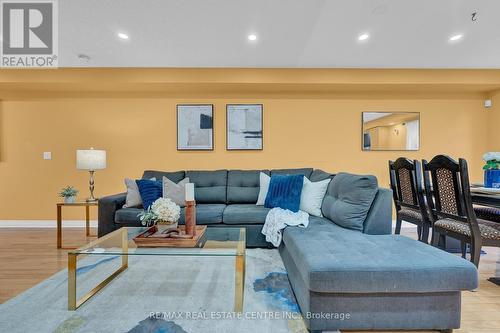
[264,174,304,212]
[163,177,190,207]
[135,179,163,209]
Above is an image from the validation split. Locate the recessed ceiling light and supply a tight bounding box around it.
[449,34,463,41]
[248,34,257,41]
[358,33,370,41]
[117,32,129,40]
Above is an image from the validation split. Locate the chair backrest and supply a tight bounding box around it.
[422,155,480,235]
[389,158,425,213]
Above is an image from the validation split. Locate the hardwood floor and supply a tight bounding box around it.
[0,227,499,333]
[0,227,97,303]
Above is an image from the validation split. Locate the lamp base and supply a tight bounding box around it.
[86,198,98,202]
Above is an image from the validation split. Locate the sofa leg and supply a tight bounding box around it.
[440,329,453,333]
[308,330,322,333]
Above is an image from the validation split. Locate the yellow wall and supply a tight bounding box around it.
[0,95,489,220]
[488,92,500,152]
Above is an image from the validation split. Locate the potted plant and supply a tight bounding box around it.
[483,152,500,188]
[59,186,79,203]
[138,197,181,233]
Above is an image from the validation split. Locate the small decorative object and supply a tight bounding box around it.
[133,225,208,248]
[59,186,79,203]
[177,104,214,150]
[226,104,263,150]
[184,183,196,237]
[483,152,500,188]
[138,197,181,233]
[76,148,107,202]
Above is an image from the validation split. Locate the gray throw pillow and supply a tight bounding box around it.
[321,172,378,231]
[163,176,190,207]
[123,177,156,208]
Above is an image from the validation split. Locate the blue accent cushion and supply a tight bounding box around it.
[264,174,304,212]
[135,179,162,209]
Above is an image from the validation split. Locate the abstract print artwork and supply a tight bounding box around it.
[226,104,263,150]
[177,104,214,150]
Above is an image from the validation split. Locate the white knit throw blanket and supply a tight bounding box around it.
[261,207,309,247]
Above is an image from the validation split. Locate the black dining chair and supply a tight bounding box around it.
[389,158,431,243]
[422,155,500,267]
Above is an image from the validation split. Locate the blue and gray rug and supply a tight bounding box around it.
[0,249,318,333]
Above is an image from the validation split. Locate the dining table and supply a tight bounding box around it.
[471,187,500,208]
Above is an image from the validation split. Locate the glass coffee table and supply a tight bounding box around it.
[67,227,245,312]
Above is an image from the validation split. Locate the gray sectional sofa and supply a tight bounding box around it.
[98,168,478,332]
[98,168,391,245]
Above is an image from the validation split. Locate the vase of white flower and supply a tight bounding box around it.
[483,152,500,188]
[150,197,181,233]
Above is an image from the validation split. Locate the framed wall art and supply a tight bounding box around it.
[226,104,263,150]
[177,104,214,150]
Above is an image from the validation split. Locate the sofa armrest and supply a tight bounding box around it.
[98,193,126,237]
[363,188,393,235]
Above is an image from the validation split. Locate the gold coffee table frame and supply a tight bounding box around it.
[68,227,246,312]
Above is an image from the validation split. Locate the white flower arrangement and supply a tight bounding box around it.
[138,197,181,226]
[483,152,500,162]
[151,197,181,224]
[482,152,500,170]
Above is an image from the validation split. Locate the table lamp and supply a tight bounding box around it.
[76,148,106,202]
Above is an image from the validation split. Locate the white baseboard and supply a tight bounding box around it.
[0,220,97,228]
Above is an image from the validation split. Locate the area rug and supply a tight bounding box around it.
[0,249,331,333]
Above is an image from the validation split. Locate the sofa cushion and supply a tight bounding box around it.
[186,170,227,203]
[227,170,270,204]
[116,204,225,225]
[271,168,313,178]
[300,177,331,217]
[115,207,143,225]
[309,169,335,182]
[264,174,304,212]
[256,172,271,206]
[282,216,478,293]
[179,204,225,225]
[123,177,155,208]
[163,176,190,207]
[321,172,378,231]
[223,204,270,224]
[135,179,162,209]
[142,170,185,183]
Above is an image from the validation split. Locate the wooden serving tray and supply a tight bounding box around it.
[133,225,207,248]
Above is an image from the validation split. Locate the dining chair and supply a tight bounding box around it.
[422,155,500,267]
[389,158,431,243]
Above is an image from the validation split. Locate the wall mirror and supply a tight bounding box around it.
[362,112,420,151]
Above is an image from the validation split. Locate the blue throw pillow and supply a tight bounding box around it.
[136,179,163,209]
[264,174,304,212]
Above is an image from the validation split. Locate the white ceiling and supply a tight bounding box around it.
[60,0,500,68]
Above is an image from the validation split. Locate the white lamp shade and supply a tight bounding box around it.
[76,149,107,170]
